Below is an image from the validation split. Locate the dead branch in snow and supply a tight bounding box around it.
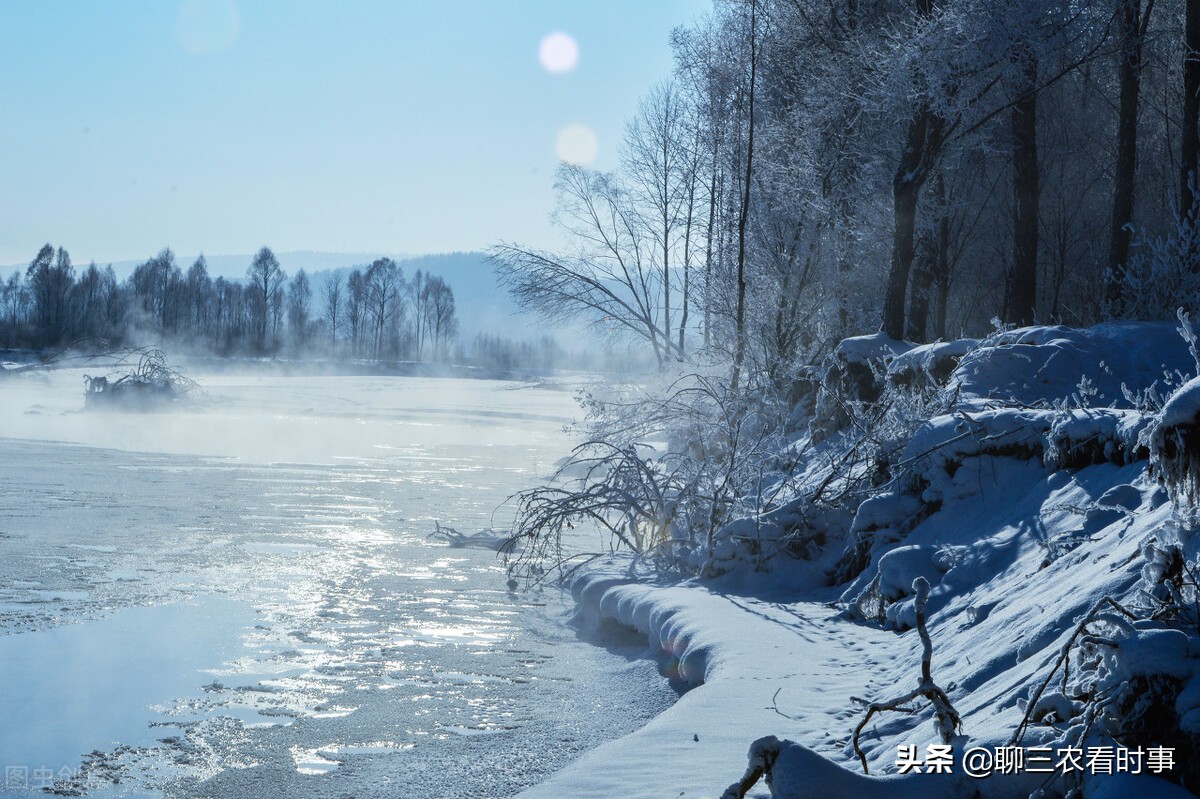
[1009,595,1136,746]
[851,576,962,775]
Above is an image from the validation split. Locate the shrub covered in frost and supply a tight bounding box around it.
[1045,408,1151,470]
[1149,376,1200,509]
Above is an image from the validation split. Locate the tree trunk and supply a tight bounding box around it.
[662,140,672,360]
[679,155,697,358]
[1183,0,1200,216]
[731,0,757,393]
[929,173,951,340]
[906,230,934,342]
[1106,0,1147,307]
[884,149,923,341]
[835,202,852,330]
[881,0,940,341]
[704,168,717,349]
[1008,50,1039,327]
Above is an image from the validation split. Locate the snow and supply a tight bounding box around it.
[517,454,1186,797]
[1115,629,1196,679]
[837,333,913,367]
[951,323,1196,408]
[889,339,979,389]
[1160,377,1200,429]
[518,323,1200,798]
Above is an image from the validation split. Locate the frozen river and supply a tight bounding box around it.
[0,367,676,799]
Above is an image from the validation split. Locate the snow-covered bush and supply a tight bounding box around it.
[703,496,854,578]
[847,543,958,625]
[810,333,911,442]
[833,407,1051,589]
[1006,534,1200,796]
[503,367,820,585]
[1110,194,1200,320]
[1044,408,1150,470]
[1149,376,1200,509]
[886,338,978,393]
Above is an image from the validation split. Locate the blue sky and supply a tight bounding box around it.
[0,0,710,267]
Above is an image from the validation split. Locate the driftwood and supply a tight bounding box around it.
[83,348,199,410]
[428,522,518,553]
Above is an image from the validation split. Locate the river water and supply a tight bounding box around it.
[0,368,674,799]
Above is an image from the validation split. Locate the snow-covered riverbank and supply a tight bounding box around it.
[516,324,1200,799]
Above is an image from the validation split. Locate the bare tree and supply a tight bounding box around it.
[731,0,759,392]
[423,275,458,361]
[346,268,366,356]
[287,269,312,347]
[365,257,403,358]
[246,246,284,352]
[1183,0,1200,215]
[186,255,212,336]
[322,270,343,349]
[409,269,427,358]
[1008,41,1039,326]
[491,164,677,365]
[623,81,692,361]
[1106,0,1155,307]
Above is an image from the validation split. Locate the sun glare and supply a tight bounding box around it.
[556,124,598,165]
[538,31,579,74]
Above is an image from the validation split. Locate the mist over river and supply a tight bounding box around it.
[0,368,676,799]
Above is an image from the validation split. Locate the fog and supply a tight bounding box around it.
[0,365,583,464]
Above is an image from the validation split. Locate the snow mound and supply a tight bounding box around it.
[1150,376,1200,507]
[888,339,979,391]
[951,323,1194,408]
[703,497,853,577]
[1045,408,1151,470]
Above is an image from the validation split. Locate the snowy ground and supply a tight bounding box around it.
[0,368,677,799]
[515,325,1200,799]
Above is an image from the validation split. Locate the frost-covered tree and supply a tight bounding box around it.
[422,275,458,362]
[26,244,74,342]
[322,270,343,349]
[491,164,682,366]
[364,257,403,358]
[287,269,312,348]
[246,246,284,352]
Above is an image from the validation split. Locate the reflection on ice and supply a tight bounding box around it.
[0,371,676,798]
[0,598,257,778]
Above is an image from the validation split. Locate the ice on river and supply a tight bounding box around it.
[0,368,677,799]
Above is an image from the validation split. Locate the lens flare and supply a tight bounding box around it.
[556,124,598,165]
[538,31,579,74]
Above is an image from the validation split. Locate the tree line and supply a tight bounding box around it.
[493,0,1200,388]
[0,244,460,362]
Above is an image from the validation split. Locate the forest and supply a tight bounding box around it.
[0,245,461,362]
[494,0,1200,376]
